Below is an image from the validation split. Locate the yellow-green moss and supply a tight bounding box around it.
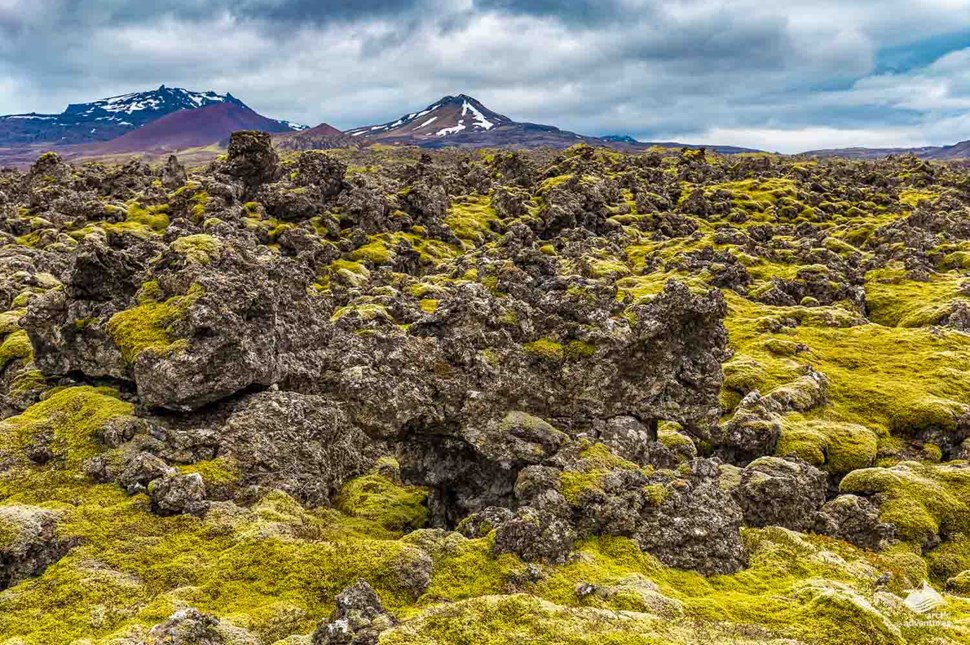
[171,234,222,264]
[178,457,240,487]
[445,196,500,247]
[564,340,596,360]
[336,474,429,532]
[776,418,879,475]
[840,462,970,547]
[330,303,390,323]
[106,284,203,364]
[560,443,640,504]
[523,338,564,362]
[0,330,33,371]
[352,240,393,265]
[125,202,170,232]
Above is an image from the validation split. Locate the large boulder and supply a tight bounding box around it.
[312,580,396,645]
[732,457,827,531]
[224,131,280,197]
[813,494,896,550]
[24,230,329,410]
[215,391,379,506]
[0,505,72,590]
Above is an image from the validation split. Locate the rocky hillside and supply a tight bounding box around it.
[274,123,360,152]
[82,104,297,155]
[0,140,969,643]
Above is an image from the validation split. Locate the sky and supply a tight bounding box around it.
[2,0,970,152]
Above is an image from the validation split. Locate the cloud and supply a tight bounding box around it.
[1,0,970,151]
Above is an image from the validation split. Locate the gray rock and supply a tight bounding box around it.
[455,506,515,539]
[734,457,827,531]
[119,451,175,495]
[224,131,280,197]
[0,505,72,590]
[160,155,188,190]
[492,507,577,564]
[814,494,896,550]
[312,580,396,645]
[147,608,224,645]
[149,472,208,517]
[217,391,378,507]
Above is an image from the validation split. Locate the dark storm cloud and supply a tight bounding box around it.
[2,0,970,151]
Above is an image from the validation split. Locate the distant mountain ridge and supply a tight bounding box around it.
[802,140,970,160]
[0,85,302,148]
[274,123,359,151]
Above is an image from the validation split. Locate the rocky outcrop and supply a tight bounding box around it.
[813,494,897,550]
[733,457,827,531]
[215,391,379,506]
[312,580,396,645]
[0,505,72,590]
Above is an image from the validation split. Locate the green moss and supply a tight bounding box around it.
[840,462,970,546]
[330,303,390,323]
[407,532,520,603]
[538,174,573,193]
[721,291,970,446]
[0,384,441,642]
[564,340,596,360]
[190,190,210,221]
[178,457,240,487]
[383,593,683,644]
[589,259,630,278]
[171,234,222,264]
[126,202,170,232]
[776,418,879,475]
[106,283,203,364]
[707,178,798,215]
[865,265,970,328]
[336,474,429,532]
[523,338,564,362]
[560,443,640,504]
[9,368,46,396]
[0,330,33,371]
[0,309,25,336]
[899,189,937,208]
[445,196,500,247]
[351,240,392,265]
[526,529,936,644]
[418,299,439,314]
[0,386,132,471]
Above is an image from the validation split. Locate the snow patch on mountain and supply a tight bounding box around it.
[436,123,466,136]
[462,101,494,130]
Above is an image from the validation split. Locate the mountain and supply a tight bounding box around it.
[921,140,970,160]
[274,123,359,151]
[79,103,295,155]
[347,94,760,153]
[345,94,602,149]
[0,85,302,148]
[800,141,970,160]
[347,95,513,141]
[602,135,640,144]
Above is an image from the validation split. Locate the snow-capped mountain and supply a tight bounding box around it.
[347,95,513,140]
[62,86,246,125]
[0,85,303,147]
